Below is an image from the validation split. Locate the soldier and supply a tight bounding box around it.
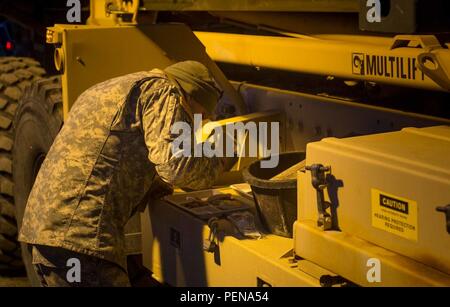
[18,61,234,287]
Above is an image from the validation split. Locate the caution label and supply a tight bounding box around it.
[371,189,418,241]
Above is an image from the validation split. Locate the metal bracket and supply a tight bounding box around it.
[203,217,219,253]
[105,0,139,23]
[436,204,450,234]
[391,35,450,92]
[390,35,442,51]
[87,0,140,25]
[417,52,450,92]
[305,164,332,230]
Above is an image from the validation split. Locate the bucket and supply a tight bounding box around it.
[242,152,305,238]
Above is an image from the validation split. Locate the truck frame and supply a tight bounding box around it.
[0,0,449,286]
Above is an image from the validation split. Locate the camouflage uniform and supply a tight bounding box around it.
[18,69,226,285]
[33,245,130,287]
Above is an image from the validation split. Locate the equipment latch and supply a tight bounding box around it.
[436,204,450,234]
[203,217,219,253]
[305,164,333,230]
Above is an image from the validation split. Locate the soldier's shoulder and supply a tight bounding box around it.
[140,71,181,97]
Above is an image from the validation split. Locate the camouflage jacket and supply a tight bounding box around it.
[19,69,226,269]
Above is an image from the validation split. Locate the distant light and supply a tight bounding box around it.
[5,41,13,50]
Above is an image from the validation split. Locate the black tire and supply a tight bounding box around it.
[12,76,62,286]
[0,57,46,275]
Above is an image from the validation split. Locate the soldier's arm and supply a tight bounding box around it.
[140,82,227,190]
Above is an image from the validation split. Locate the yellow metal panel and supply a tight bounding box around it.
[141,188,334,286]
[87,0,139,25]
[195,32,450,92]
[294,220,450,286]
[47,24,245,120]
[299,125,450,275]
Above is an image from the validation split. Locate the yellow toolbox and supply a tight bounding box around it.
[296,126,450,285]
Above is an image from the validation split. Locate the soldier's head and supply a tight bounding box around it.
[164,61,223,119]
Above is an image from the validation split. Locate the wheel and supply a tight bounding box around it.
[12,76,62,286]
[0,57,46,275]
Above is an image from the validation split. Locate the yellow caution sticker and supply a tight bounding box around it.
[371,189,418,241]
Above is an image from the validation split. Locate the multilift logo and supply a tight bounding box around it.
[352,53,425,81]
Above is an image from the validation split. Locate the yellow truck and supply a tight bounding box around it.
[0,0,449,286]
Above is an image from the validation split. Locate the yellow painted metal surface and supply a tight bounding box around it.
[195,32,450,92]
[87,0,139,25]
[140,188,334,286]
[46,24,246,120]
[294,220,450,286]
[297,125,450,278]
